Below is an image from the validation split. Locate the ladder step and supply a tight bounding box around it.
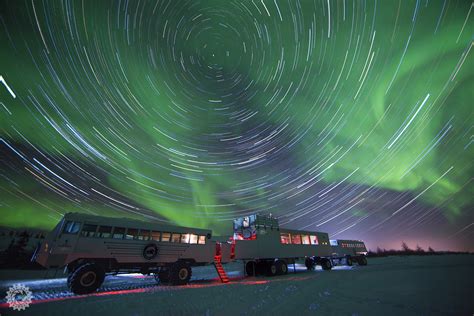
[214,261,229,283]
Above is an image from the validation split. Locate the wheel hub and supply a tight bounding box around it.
[80,271,97,287]
[178,268,188,280]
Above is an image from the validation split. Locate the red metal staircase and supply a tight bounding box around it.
[214,255,229,283]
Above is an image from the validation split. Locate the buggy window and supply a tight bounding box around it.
[63,221,81,234]
[189,234,198,244]
[81,224,97,237]
[171,233,181,243]
[151,231,161,241]
[125,228,139,240]
[310,235,319,245]
[138,230,151,241]
[291,234,302,244]
[301,235,311,245]
[112,227,125,239]
[198,235,206,244]
[161,232,171,242]
[280,233,290,244]
[181,234,190,243]
[97,226,112,238]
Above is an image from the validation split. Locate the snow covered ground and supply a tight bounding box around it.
[0,255,472,315]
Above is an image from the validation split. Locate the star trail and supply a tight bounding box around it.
[0,0,472,251]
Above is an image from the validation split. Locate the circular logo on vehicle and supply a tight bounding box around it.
[143,244,159,260]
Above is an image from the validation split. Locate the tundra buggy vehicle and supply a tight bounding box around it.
[329,239,368,266]
[33,213,223,294]
[233,214,335,276]
[34,212,368,294]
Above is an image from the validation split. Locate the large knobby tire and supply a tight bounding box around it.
[69,263,105,295]
[266,261,278,276]
[321,258,332,271]
[305,257,315,271]
[169,262,192,285]
[346,256,353,266]
[245,261,257,276]
[67,273,73,288]
[275,260,288,275]
[358,256,368,266]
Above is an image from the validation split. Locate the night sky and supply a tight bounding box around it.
[0,0,472,252]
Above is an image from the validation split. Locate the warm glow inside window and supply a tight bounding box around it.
[198,235,206,244]
[137,230,150,240]
[151,231,161,241]
[189,234,198,244]
[301,235,311,245]
[310,235,319,245]
[291,234,302,244]
[280,233,290,244]
[171,233,181,243]
[161,232,171,242]
[125,228,138,240]
[181,233,190,243]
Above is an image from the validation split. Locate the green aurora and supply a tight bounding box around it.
[0,0,472,249]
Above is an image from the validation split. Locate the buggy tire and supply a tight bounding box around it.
[68,263,105,295]
[305,257,315,271]
[266,261,278,276]
[321,258,332,271]
[245,261,257,276]
[275,260,288,275]
[169,262,192,285]
[358,256,368,266]
[346,256,353,266]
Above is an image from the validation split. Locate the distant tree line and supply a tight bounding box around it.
[367,241,471,257]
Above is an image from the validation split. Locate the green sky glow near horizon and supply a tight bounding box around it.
[0,0,472,250]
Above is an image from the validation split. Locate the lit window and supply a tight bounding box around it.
[171,233,181,243]
[189,234,198,244]
[112,227,125,239]
[138,230,151,240]
[301,235,311,245]
[161,232,171,242]
[310,235,319,245]
[151,231,161,241]
[81,224,97,237]
[291,234,302,244]
[125,228,139,240]
[198,235,206,244]
[97,226,112,238]
[181,234,190,244]
[63,221,81,234]
[280,233,290,244]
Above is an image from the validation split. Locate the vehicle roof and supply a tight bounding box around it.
[337,239,365,244]
[63,212,212,234]
[279,228,329,237]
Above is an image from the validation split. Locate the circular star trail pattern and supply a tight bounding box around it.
[0,0,473,251]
